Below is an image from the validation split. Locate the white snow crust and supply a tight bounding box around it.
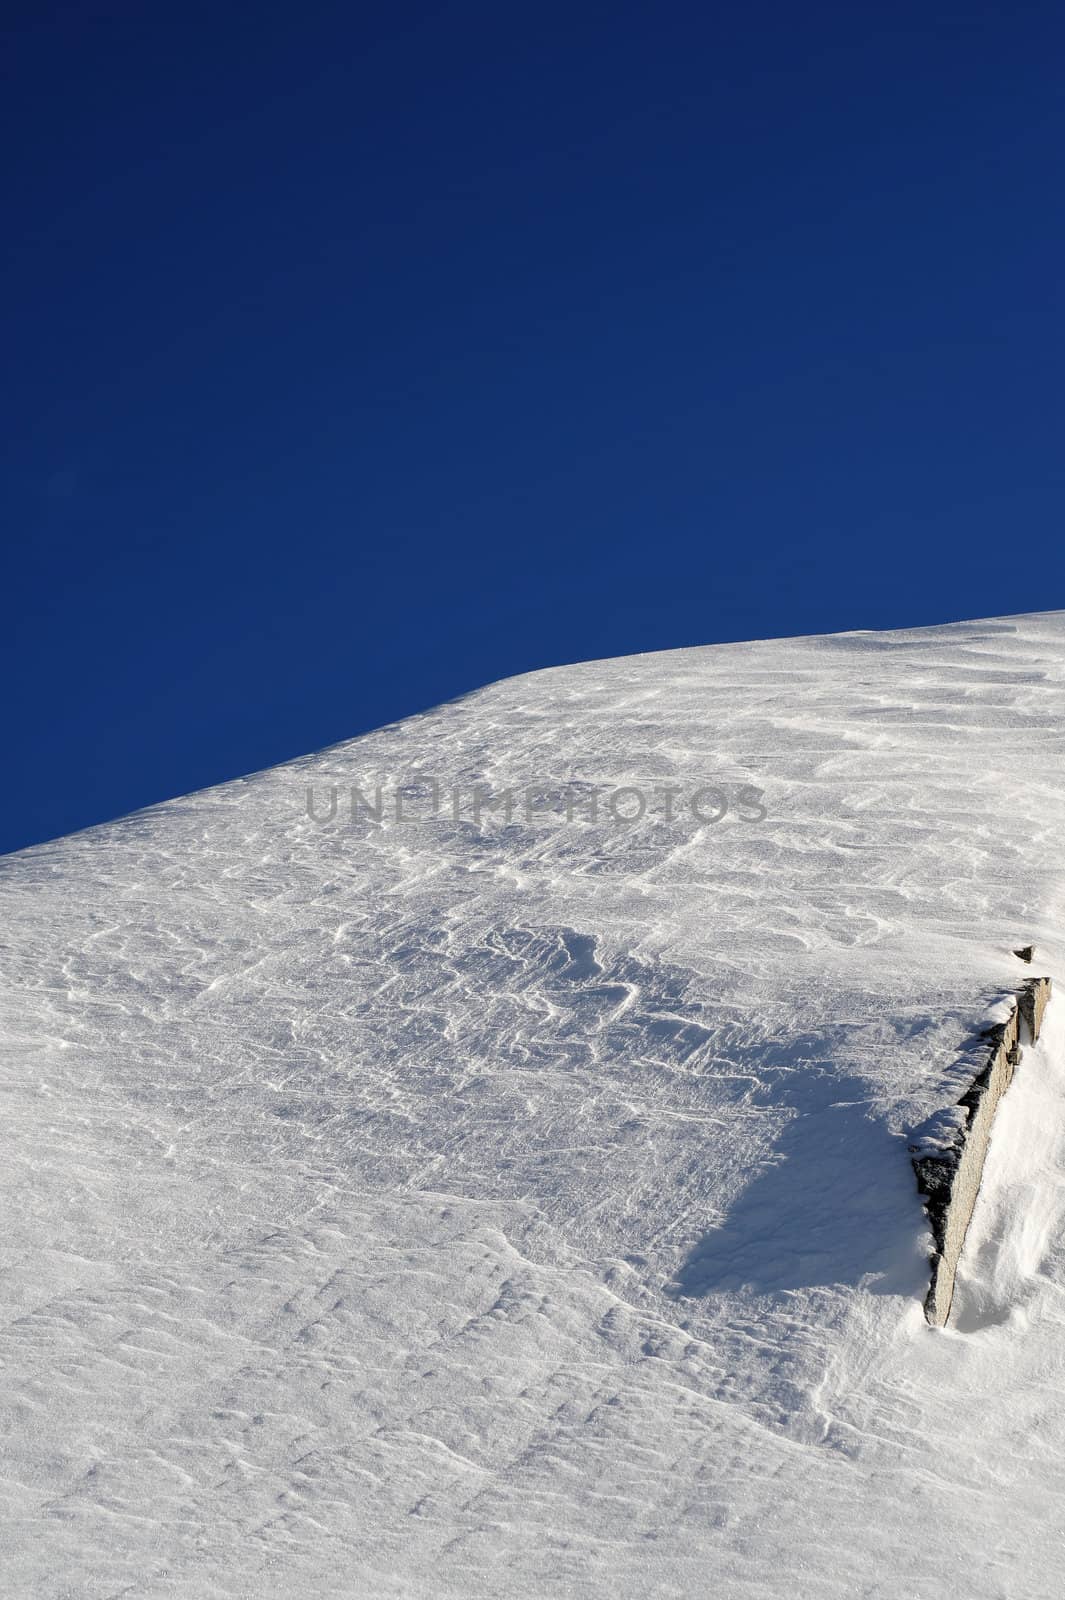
[3,611,1065,1598]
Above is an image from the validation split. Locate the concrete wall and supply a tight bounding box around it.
[913,974,1052,1327]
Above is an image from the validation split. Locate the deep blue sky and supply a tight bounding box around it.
[3,2,1062,855]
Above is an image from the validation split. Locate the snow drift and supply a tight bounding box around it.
[2,611,1065,1599]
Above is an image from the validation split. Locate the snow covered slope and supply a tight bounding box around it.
[3,611,1065,1599]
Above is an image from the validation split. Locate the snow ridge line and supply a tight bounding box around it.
[911,971,1052,1326]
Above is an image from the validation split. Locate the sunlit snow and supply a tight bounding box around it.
[3,611,1065,1598]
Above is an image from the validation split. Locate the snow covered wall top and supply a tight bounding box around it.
[3,611,1065,1598]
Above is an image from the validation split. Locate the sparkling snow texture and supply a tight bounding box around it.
[2,612,1065,1597]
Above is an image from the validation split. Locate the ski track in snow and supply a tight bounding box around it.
[2,612,1065,1596]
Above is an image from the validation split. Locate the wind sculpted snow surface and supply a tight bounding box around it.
[3,612,1065,1599]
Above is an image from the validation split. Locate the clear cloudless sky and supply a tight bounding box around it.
[3,1,1063,854]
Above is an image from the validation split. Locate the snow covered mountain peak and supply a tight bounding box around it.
[3,610,1065,1598]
